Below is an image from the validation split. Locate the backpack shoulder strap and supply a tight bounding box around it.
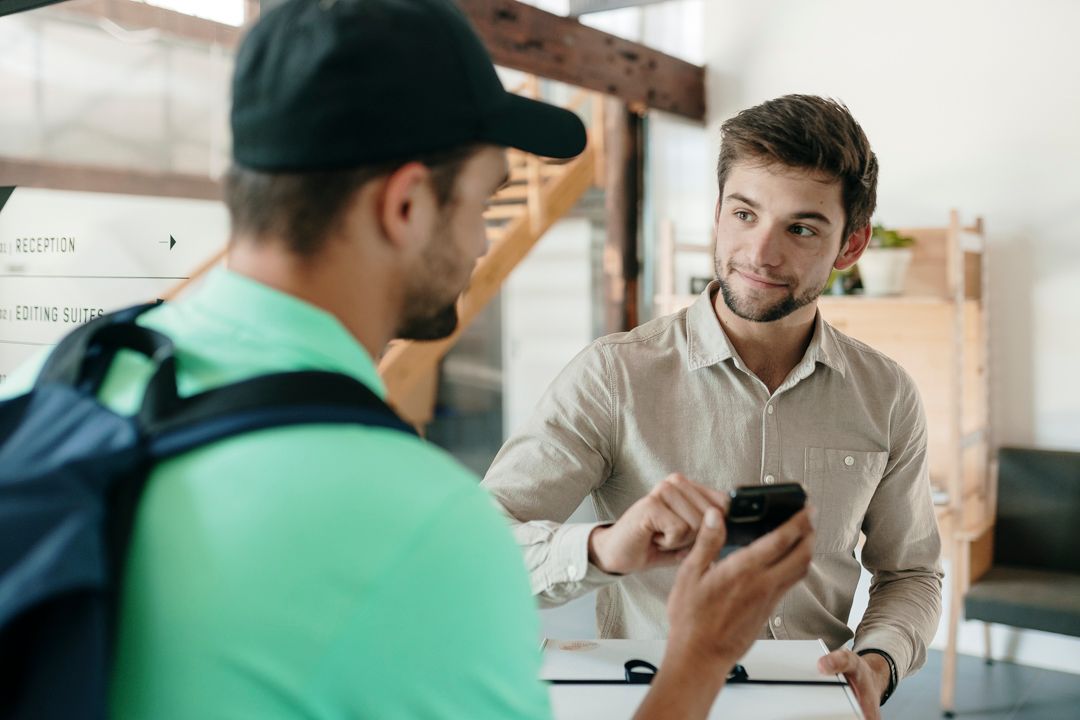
[35,303,166,391]
[142,370,417,460]
[32,303,417,457]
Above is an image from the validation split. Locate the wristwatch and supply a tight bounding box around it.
[856,649,898,706]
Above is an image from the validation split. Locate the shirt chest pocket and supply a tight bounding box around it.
[803,447,889,554]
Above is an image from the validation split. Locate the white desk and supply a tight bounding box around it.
[542,639,864,719]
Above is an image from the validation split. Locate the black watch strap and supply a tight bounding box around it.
[857,649,898,706]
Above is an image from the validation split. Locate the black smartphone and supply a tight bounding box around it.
[720,483,806,553]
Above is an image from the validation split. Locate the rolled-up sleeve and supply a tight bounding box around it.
[854,365,944,678]
[482,343,621,607]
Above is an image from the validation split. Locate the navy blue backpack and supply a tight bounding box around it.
[0,303,416,719]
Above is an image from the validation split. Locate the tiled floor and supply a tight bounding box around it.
[885,649,1080,719]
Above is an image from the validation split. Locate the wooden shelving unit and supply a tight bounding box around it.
[819,212,991,533]
[818,210,990,714]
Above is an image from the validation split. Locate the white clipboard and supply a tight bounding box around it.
[543,638,864,720]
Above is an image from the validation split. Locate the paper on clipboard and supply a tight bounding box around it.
[739,639,845,683]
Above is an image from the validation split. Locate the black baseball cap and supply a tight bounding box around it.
[231,0,588,171]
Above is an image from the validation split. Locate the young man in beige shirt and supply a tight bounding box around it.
[483,94,943,719]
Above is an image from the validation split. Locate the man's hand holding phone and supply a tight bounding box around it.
[587,477,809,576]
[587,473,731,575]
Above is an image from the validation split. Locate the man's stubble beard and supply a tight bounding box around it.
[395,218,470,341]
[714,257,827,323]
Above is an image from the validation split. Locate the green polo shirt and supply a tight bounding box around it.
[1,269,550,719]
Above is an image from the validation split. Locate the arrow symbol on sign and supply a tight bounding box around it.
[169,235,176,250]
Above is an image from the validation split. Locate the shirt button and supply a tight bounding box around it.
[767,404,774,415]
[567,565,577,578]
[773,616,783,627]
[844,456,855,467]
[764,474,776,485]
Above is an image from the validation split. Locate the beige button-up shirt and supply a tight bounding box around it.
[482,284,943,678]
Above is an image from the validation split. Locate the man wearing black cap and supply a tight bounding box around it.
[0,0,814,716]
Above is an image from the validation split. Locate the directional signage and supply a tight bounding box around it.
[0,186,229,384]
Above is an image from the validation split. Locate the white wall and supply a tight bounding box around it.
[502,218,595,437]
[700,0,1080,672]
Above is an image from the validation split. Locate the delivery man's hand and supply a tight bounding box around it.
[632,506,816,720]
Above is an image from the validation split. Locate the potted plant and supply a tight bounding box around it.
[857,223,915,296]
[826,265,860,295]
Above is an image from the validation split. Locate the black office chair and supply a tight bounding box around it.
[964,447,1080,651]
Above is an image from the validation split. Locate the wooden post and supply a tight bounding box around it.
[941,531,967,716]
[592,92,607,188]
[941,209,971,718]
[602,99,642,334]
[625,108,643,330]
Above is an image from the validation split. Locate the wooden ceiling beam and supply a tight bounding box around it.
[0,156,221,201]
[459,0,704,120]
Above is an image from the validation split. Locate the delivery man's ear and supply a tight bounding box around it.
[375,162,438,253]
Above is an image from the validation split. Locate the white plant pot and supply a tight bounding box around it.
[857,247,913,296]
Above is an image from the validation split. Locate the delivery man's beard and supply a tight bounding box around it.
[396,228,468,341]
[397,301,459,340]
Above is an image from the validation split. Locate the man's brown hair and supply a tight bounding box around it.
[716,95,878,239]
[224,144,479,257]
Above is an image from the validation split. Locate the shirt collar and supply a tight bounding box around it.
[183,268,387,398]
[686,282,736,370]
[685,280,846,378]
[807,311,847,377]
